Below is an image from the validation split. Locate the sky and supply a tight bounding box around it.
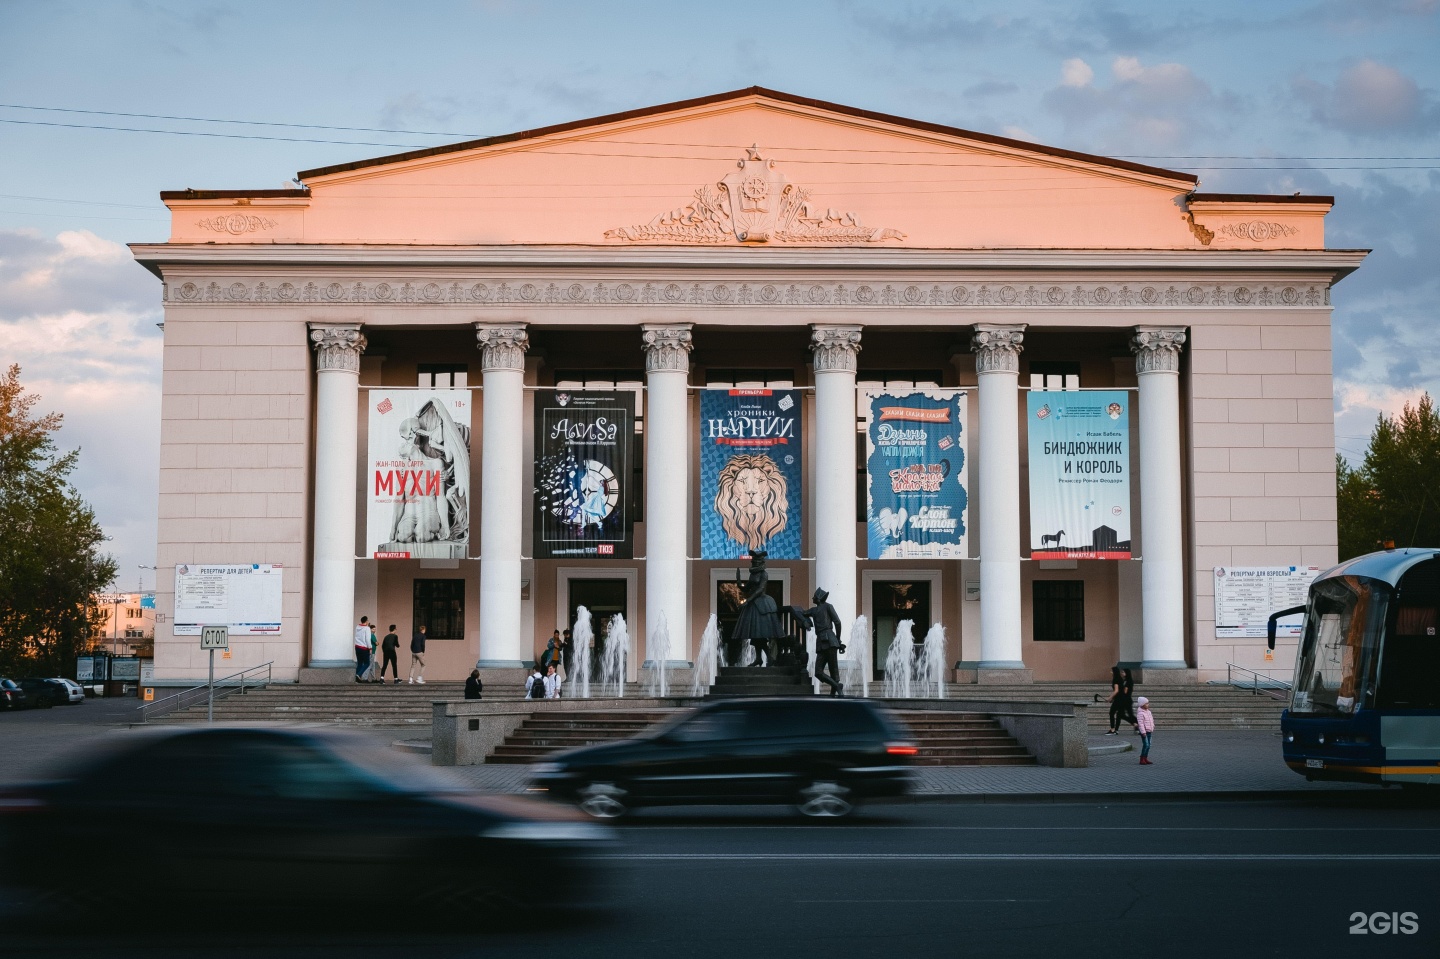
[1,0,1437,586]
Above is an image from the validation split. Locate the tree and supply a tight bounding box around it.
[0,365,116,675]
[1336,393,1440,560]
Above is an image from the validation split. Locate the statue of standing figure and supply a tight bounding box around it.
[808,587,845,696]
[731,550,783,666]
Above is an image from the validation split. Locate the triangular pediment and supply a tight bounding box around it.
[163,89,1327,250]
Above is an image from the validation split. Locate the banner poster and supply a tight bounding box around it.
[865,390,970,559]
[173,564,283,635]
[700,389,802,560]
[1026,390,1132,559]
[367,390,472,559]
[1214,566,1320,638]
[532,390,634,559]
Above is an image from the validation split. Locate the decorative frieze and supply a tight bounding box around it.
[641,325,694,373]
[810,326,863,373]
[474,324,529,371]
[163,278,1332,310]
[308,325,366,373]
[972,325,1025,374]
[1131,328,1187,374]
[196,214,278,236]
[1217,221,1300,242]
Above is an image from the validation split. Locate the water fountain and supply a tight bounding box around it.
[646,611,671,698]
[916,623,947,699]
[601,613,629,698]
[848,615,871,698]
[571,606,593,699]
[690,615,721,697]
[883,619,915,699]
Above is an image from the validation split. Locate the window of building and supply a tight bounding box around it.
[855,371,945,519]
[704,369,795,389]
[1029,361,1080,392]
[418,364,468,389]
[553,371,645,522]
[413,579,465,640]
[1033,580,1085,641]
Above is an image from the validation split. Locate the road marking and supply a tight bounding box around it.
[627,825,1440,833]
[602,853,1440,862]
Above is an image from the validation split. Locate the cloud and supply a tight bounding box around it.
[847,5,1027,49]
[0,229,163,583]
[1041,55,1237,148]
[1293,59,1438,135]
[1060,58,1094,88]
[963,80,1019,99]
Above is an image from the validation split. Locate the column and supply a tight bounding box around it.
[810,326,862,635]
[308,324,366,666]
[972,325,1027,677]
[475,324,529,667]
[1131,327,1188,670]
[642,325,693,666]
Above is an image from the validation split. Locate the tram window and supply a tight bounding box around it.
[1291,578,1385,716]
[1380,564,1440,708]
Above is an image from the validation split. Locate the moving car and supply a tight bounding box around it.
[0,679,27,711]
[0,727,614,918]
[531,697,916,818]
[14,679,68,709]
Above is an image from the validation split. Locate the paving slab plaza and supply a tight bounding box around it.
[1,696,1370,800]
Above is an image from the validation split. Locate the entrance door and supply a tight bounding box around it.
[872,581,932,680]
[568,579,627,675]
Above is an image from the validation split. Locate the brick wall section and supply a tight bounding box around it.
[155,310,312,682]
[1188,311,1337,678]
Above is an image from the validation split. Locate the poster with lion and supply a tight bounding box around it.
[700,389,802,560]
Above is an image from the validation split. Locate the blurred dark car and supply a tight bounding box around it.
[531,697,916,819]
[0,678,27,710]
[14,679,67,709]
[0,727,614,919]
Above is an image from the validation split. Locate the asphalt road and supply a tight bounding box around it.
[8,797,1439,959]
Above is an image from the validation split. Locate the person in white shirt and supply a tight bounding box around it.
[524,667,545,700]
[543,663,563,699]
[353,617,372,683]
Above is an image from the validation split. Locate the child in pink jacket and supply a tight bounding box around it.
[1136,696,1156,765]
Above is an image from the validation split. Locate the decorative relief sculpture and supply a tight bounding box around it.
[1131,328,1187,374]
[604,145,905,245]
[474,325,529,371]
[972,326,1025,373]
[1216,221,1300,242]
[196,214,278,236]
[309,325,366,373]
[641,325,694,373]
[810,326,863,373]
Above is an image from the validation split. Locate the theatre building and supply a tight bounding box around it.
[131,88,1363,688]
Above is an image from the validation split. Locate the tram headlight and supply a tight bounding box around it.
[1317,734,1326,745]
[1284,733,1294,743]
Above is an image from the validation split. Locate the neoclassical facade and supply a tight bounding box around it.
[132,88,1362,686]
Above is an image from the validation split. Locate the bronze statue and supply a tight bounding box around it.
[731,550,783,666]
[808,587,845,696]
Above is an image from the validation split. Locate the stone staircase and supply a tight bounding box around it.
[941,682,1288,729]
[705,664,815,699]
[150,682,483,726]
[892,710,1036,766]
[487,710,679,764]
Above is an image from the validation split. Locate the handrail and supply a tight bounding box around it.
[1225,662,1292,701]
[136,661,274,723]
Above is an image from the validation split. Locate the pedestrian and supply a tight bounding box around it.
[464,669,484,700]
[408,624,427,684]
[1136,696,1156,764]
[561,628,574,680]
[543,630,563,673]
[807,587,845,697]
[353,616,372,683]
[1121,668,1139,733]
[369,624,380,682]
[380,625,401,684]
[1106,666,1124,734]
[543,662,563,699]
[524,664,545,700]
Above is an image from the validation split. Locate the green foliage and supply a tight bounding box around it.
[1336,393,1440,560]
[0,365,116,676]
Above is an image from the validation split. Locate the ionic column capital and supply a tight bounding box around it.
[308,324,366,373]
[1131,327,1187,374]
[971,324,1025,374]
[810,325,863,374]
[474,324,529,371]
[641,324,694,373]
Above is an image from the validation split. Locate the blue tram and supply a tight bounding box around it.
[1272,548,1440,786]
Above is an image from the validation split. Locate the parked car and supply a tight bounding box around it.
[0,679,27,711]
[49,678,85,704]
[0,727,615,919]
[15,678,68,709]
[530,697,917,819]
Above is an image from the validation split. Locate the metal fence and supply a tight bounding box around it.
[136,661,274,723]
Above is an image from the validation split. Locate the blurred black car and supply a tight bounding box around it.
[531,697,916,818]
[0,679,27,710]
[0,727,614,919]
[14,679,67,709]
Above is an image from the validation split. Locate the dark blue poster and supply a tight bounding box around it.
[865,390,969,558]
[700,389,802,560]
[533,390,633,559]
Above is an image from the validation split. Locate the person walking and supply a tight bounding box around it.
[1120,668,1138,733]
[408,624,427,684]
[807,587,845,697]
[524,665,545,700]
[353,617,372,683]
[543,662,563,699]
[379,625,401,684]
[1106,666,1124,734]
[1136,696,1156,764]
[464,669,483,700]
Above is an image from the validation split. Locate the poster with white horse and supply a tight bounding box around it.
[1026,390,1132,560]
